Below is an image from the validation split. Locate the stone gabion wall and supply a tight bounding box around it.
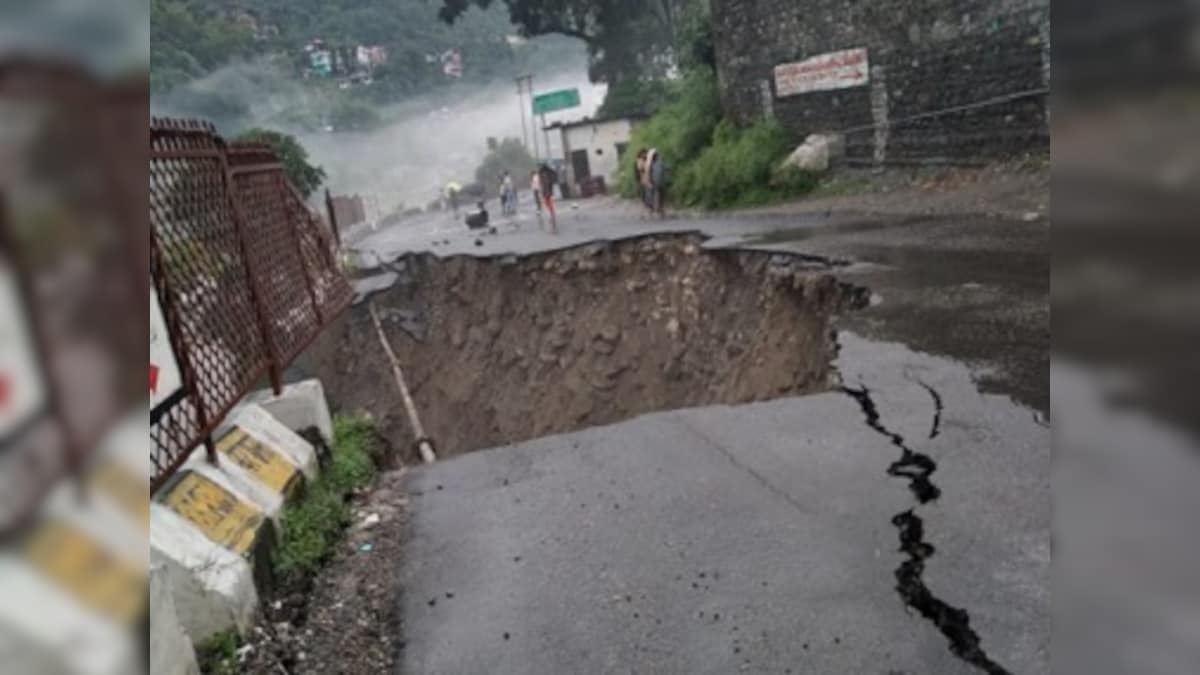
[711,0,1050,163]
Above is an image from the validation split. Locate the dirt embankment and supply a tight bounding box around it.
[306,233,868,463]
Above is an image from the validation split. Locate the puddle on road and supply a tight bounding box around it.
[743,218,904,246]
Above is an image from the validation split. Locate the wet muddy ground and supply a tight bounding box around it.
[305,233,868,463]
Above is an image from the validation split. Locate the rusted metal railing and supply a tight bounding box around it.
[150,118,351,492]
[0,61,149,534]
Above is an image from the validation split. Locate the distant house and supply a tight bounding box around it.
[356,45,388,68]
[545,115,647,197]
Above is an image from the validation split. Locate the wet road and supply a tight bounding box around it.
[352,198,1048,417]
[351,198,1050,674]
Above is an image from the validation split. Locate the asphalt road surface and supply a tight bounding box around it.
[353,196,1049,674]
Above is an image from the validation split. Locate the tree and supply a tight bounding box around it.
[235,128,327,198]
[439,0,692,84]
[474,137,536,195]
[596,78,671,118]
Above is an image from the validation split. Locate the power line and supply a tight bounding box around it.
[837,87,1050,136]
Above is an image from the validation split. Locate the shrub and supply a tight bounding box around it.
[617,69,722,197]
[195,630,240,675]
[272,414,378,583]
[674,119,819,209]
[616,70,820,209]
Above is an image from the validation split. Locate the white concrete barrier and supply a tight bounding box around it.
[150,400,322,644]
[244,379,334,447]
[150,562,200,675]
[0,409,149,675]
[150,500,262,642]
[146,381,334,657]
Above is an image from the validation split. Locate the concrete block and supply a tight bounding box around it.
[150,402,321,647]
[0,511,144,675]
[245,378,334,447]
[179,403,319,531]
[150,492,264,642]
[150,562,201,675]
[0,553,138,675]
[0,409,149,675]
[223,403,320,482]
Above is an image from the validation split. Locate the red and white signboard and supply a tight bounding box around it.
[150,285,183,414]
[774,48,869,97]
[0,259,46,441]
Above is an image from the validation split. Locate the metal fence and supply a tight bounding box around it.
[0,61,149,533]
[150,117,351,492]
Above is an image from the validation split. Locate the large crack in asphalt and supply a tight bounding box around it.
[915,380,944,439]
[842,385,1012,675]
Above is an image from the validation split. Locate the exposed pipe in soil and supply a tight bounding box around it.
[369,300,436,464]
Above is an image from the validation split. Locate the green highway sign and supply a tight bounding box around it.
[532,88,581,115]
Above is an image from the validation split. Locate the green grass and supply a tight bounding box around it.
[196,630,240,675]
[272,414,379,584]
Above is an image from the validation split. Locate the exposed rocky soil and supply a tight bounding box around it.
[237,469,409,675]
[305,233,868,464]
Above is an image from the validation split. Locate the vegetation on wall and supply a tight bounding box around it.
[617,70,819,210]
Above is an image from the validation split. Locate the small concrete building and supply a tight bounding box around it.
[546,116,644,196]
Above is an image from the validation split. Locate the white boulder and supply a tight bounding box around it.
[782,133,845,172]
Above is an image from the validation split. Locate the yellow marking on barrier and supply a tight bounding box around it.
[23,519,146,625]
[90,460,150,531]
[216,427,301,495]
[160,470,264,555]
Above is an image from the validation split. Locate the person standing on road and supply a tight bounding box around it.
[649,150,667,218]
[642,149,659,217]
[530,169,542,215]
[538,163,559,234]
[634,149,649,215]
[500,171,515,215]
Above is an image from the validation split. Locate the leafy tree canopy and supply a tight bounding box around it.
[235,128,327,197]
[151,0,571,96]
[439,0,706,84]
[474,137,536,194]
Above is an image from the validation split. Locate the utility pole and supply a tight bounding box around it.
[529,75,540,161]
[515,75,531,155]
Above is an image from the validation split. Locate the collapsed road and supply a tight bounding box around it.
[294,194,1049,674]
[313,233,868,462]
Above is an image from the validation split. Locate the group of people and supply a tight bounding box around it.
[499,167,557,232]
[463,166,558,233]
[457,152,664,235]
[635,148,667,219]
